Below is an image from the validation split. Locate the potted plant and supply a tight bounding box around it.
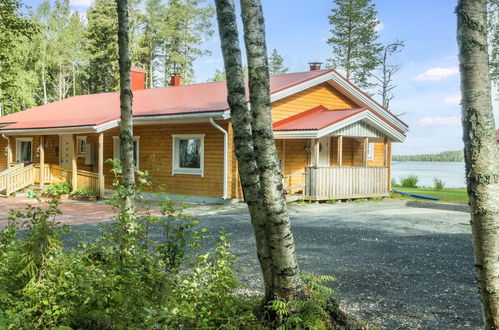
[70,188,98,201]
[44,182,72,200]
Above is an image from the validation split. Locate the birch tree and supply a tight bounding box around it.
[215,0,301,303]
[374,40,404,109]
[456,0,499,327]
[117,0,136,213]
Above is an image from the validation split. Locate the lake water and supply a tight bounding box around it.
[391,161,466,188]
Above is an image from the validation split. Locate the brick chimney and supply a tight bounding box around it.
[130,67,146,91]
[170,73,181,86]
[308,62,323,71]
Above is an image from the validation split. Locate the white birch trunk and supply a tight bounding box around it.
[457,0,499,327]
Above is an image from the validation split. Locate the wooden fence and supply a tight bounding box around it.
[5,165,36,195]
[0,163,25,191]
[305,166,388,200]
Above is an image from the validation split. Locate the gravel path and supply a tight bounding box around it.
[67,200,480,329]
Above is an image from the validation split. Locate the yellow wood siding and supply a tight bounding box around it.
[271,83,358,122]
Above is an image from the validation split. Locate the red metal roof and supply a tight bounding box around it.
[272,106,367,131]
[0,70,333,131]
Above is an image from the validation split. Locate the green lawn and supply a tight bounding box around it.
[391,187,469,204]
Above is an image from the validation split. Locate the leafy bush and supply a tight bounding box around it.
[433,178,445,190]
[399,175,419,188]
[71,188,97,197]
[45,182,72,196]
[391,178,399,187]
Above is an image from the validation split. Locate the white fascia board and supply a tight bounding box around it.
[0,125,97,135]
[316,111,405,142]
[269,71,408,134]
[133,110,228,122]
[273,111,405,142]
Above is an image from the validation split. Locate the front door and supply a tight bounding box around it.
[312,136,330,167]
[59,134,73,169]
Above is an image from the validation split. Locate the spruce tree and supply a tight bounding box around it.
[327,0,382,90]
[268,48,288,75]
[84,0,119,93]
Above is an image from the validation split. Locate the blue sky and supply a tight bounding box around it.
[24,0,499,155]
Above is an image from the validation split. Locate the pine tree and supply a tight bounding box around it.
[456,0,499,327]
[268,48,288,75]
[0,0,37,114]
[327,0,382,90]
[84,0,119,93]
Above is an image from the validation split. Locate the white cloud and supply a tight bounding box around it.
[417,116,461,127]
[375,21,384,32]
[70,0,91,7]
[413,66,459,82]
[443,94,461,105]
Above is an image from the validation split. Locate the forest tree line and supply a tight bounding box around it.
[393,150,465,162]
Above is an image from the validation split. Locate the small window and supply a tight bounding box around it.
[76,136,87,156]
[367,142,375,161]
[16,138,33,163]
[113,136,140,170]
[172,134,204,176]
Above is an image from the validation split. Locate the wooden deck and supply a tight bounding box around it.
[304,166,389,200]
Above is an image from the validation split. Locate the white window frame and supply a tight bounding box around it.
[76,136,87,156]
[367,142,375,161]
[172,134,205,177]
[16,138,33,163]
[113,136,140,171]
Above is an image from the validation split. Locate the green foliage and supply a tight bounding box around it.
[268,274,336,330]
[433,177,445,190]
[391,178,399,187]
[70,188,97,197]
[327,0,382,90]
[488,0,499,86]
[0,167,262,329]
[269,49,289,75]
[392,150,465,162]
[45,182,72,196]
[399,175,419,188]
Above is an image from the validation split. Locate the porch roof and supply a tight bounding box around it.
[272,105,406,142]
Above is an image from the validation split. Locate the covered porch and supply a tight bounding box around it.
[1,133,105,197]
[274,106,404,201]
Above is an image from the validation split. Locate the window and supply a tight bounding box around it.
[367,142,375,161]
[16,138,33,163]
[172,134,204,176]
[113,136,140,170]
[76,136,87,156]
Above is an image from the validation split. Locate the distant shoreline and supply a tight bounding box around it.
[392,159,464,163]
[392,150,464,162]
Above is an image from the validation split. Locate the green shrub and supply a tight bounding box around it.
[391,178,399,187]
[400,175,419,188]
[45,182,72,196]
[433,178,445,190]
[71,188,97,197]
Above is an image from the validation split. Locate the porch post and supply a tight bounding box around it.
[39,136,45,187]
[314,138,320,166]
[383,138,388,167]
[98,132,104,198]
[71,134,77,191]
[6,136,12,167]
[337,136,343,167]
[363,137,369,167]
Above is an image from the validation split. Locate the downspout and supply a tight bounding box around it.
[209,118,228,200]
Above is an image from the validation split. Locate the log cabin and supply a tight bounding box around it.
[0,63,408,202]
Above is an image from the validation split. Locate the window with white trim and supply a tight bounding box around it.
[172,134,204,176]
[16,138,33,163]
[76,136,87,156]
[113,136,140,170]
[367,142,375,161]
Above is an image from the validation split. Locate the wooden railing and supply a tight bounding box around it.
[0,163,25,191]
[34,164,101,191]
[283,171,306,197]
[76,170,100,191]
[5,164,36,195]
[305,166,388,200]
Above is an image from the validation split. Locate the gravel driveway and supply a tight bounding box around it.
[64,200,480,329]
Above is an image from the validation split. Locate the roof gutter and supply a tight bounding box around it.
[209,118,228,200]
